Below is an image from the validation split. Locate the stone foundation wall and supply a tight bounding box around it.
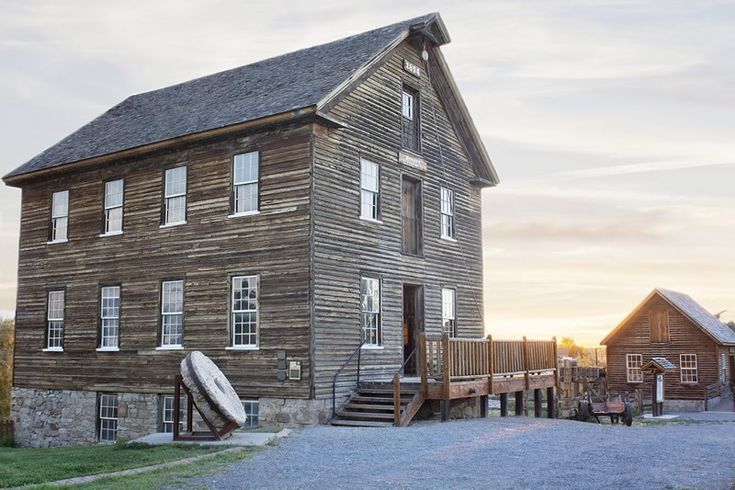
[258,398,330,426]
[663,399,705,412]
[12,387,160,447]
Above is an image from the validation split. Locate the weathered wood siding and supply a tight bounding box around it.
[14,124,313,399]
[311,41,486,398]
[606,294,720,401]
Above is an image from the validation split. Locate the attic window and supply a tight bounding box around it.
[401,86,420,152]
[649,309,670,343]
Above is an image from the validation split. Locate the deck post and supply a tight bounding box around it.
[500,393,508,416]
[393,372,401,426]
[440,400,450,421]
[514,391,524,416]
[441,334,451,400]
[546,386,554,418]
[533,389,541,417]
[487,335,494,395]
[419,333,428,397]
[480,395,488,418]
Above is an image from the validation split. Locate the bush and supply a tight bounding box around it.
[0,435,14,448]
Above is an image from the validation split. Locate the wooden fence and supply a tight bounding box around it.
[0,420,14,441]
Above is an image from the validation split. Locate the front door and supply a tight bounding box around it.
[402,284,423,376]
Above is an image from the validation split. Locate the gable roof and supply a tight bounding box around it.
[3,13,497,186]
[601,288,735,346]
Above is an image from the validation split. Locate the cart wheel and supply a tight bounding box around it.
[624,403,633,426]
[611,415,618,424]
[577,401,590,422]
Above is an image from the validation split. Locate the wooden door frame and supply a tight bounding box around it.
[402,283,424,375]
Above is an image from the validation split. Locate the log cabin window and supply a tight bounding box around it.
[649,309,670,343]
[45,290,65,351]
[49,190,69,242]
[626,354,643,383]
[98,393,118,443]
[360,159,380,221]
[160,280,184,347]
[230,275,259,348]
[401,177,423,256]
[442,288,456,337]
[163,166,187,226]
[440,187,455,240]
[103,179,124,234]
[680,354,698,384]
[161,395,186,433]
[401,86,420,152]
[360,276,381,346]
[721,352,729,384]
[99,286,120,350]
[232,151,259,215]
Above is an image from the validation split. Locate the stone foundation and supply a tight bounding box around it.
[663,399,706,412]
[259,398,330,426]
[12,387,160,447]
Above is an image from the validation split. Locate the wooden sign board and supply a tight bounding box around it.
[403,59,421,78]
[399,151,427,172]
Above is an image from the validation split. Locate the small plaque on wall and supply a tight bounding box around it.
[403,59,422,77]
[399,151,427,172]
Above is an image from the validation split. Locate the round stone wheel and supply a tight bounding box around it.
[180,351,247,427]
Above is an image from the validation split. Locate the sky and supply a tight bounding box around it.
[1,0,734,345]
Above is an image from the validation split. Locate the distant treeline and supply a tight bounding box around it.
[0,318,13,419]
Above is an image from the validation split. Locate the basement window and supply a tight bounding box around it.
[161,395,187,433]
[626,354,643,383]
[680,354,698,384]
[98,394,118,443]
[240,400,259,428]
[49,190,69,242]
[103,179,124,234]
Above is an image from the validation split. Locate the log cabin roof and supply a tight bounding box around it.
[601,288,735,346]
[3,13,497,186]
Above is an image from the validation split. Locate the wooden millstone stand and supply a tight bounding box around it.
[173,351,247,441]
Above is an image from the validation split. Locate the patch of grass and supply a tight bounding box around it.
[0,442,225,487]
[71,447,261,490]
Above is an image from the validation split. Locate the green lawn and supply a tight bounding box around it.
[0,442,226,488]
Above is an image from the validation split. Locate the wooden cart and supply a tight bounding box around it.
[577,392,633,426]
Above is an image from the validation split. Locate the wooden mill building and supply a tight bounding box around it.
[3,13,534,446]
[602,289,735,412]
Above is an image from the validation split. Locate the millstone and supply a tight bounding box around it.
[180,351,247,427]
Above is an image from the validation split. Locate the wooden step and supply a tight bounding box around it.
[357,388,416,397]
[344,403,396,412]
[350,395,409,405]
[330,419,394,428]
[337,411,395,420]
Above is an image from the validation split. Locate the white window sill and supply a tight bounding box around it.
[42,347,64,352]
[99,231,123,237]
[96,347,120,352]
[46,239,68,245]
[359,216,383,225]
[225,345,259,351]
[156,345,184,351]
[361,345,384,350]
[441,236,457,243]
[160,221,187,229]
[228,211,260,219]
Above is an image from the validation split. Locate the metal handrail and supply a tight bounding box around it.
[331,338,367,417]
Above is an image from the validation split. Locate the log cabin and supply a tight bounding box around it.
[602,289,735,412]
[3,13,549,447]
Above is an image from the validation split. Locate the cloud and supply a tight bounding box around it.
[555,159,735,179]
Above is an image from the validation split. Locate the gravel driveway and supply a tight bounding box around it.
[194,417,735,489]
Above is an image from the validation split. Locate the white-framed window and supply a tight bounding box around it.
[240,400,259,428]
[442,288,456,337]
[233,152,259,215]
[161,395,187,433]
[360,159,379,221]
[100,286,120,349]
[440,187,455,239]
[402,90,414,120]
[46,290,65,350]
[360,277,381,346]
[160,280,184,347]
[164,166,187,225]
[231,275,259,348]
[98,394,118,443]
[680,353,698,384]
[50,190,69,242]
[721,352,729,384]
[103,179,124,234]
[626,354,643,383]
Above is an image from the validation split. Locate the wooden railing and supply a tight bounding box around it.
[419,333,557,399]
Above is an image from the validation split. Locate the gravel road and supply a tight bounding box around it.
[193,417,735,489]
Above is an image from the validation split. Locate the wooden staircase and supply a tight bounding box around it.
[331,386,424,427]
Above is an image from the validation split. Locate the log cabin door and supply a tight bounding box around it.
[402,284,423,376]
[401,177,423,255]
